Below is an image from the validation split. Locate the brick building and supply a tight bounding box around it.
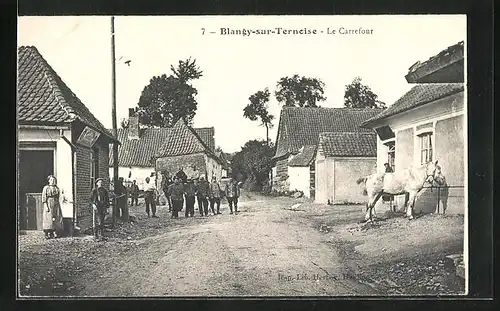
[17,46,120,232]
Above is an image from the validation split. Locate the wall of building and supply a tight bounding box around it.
[276,157,289,181]
[434,114,465,214]
[18,127,73,217]
[272,156,292,192]
[74,140,111,231]
[314,151,334,204]
[333,157,377,204]
[156,153,207,179]
[205,155,222,182]
[288,166,310,197]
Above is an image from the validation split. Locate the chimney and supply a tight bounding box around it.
[128,108,140,140]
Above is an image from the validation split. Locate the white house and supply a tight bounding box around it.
[314,132,377,204]
[360,41,465,215]
[18,46,119,232]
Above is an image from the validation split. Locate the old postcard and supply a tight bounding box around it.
[17,15,467,297]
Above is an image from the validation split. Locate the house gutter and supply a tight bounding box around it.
[60,130,79,233]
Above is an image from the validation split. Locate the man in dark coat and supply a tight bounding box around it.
[175,167,188,184]
[129,180,139,206]
[90,178,109,239]
[114,177,128,221]
[184,179,196,217]
[167,176,185,219]
[196,176,210,217]
[194,178,203,216]
[225,177,240,214]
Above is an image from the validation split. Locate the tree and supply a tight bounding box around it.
[274,74,327,107]
[231,140,275,191]
[135,58,203,127]
[343,77,387,109]
[170,57,203,83]
[243,88,274,144]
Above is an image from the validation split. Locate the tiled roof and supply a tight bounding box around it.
[318,132,377,157]
[288,145,317,167]
[109,127,171,167]
[274,107,383,159]
[407,41,464,76]
[360,83,464,127]
[17,46,117,142]
[195,127,215,151]
[109,126,215,167]
[156,119,217,159]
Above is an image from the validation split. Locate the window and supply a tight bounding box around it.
[384,141,395,171]
[419,132,433,164]
[90,148,99,188]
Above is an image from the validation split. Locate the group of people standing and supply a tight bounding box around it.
[39,168,241,240]
[163,168,241,219]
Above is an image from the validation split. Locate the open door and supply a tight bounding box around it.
[19,150,54,230]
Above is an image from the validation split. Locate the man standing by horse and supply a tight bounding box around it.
[356,160,444,222]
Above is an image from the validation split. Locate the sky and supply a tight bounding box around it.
[17,15,466,153]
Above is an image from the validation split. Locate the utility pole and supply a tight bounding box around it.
[111,16,119,227]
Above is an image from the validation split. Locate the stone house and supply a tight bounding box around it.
[17,46,120,232]
[360,41,465,214]
[109,110,216,190]
[154,118,224,187]
[272,107,382,198]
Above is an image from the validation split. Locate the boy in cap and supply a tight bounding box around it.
[90,178,109,239]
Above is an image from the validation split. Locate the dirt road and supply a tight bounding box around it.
[82,194,374,296]
[18,192,464,297]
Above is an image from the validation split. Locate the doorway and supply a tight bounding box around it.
[19,149,54,230]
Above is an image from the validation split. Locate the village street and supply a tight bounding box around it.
[19,192,465,297]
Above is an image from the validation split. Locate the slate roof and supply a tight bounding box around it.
[17,46,117,142]
[109,126,216,167]
[288,145,317,167]
[318,132,377,157]
[156,119,218,160]
[360,83,464,127]
[273,107,383,159]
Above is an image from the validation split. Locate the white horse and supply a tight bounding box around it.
[356,160,445,222]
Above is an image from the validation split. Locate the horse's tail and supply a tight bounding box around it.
[356,177,368,196]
